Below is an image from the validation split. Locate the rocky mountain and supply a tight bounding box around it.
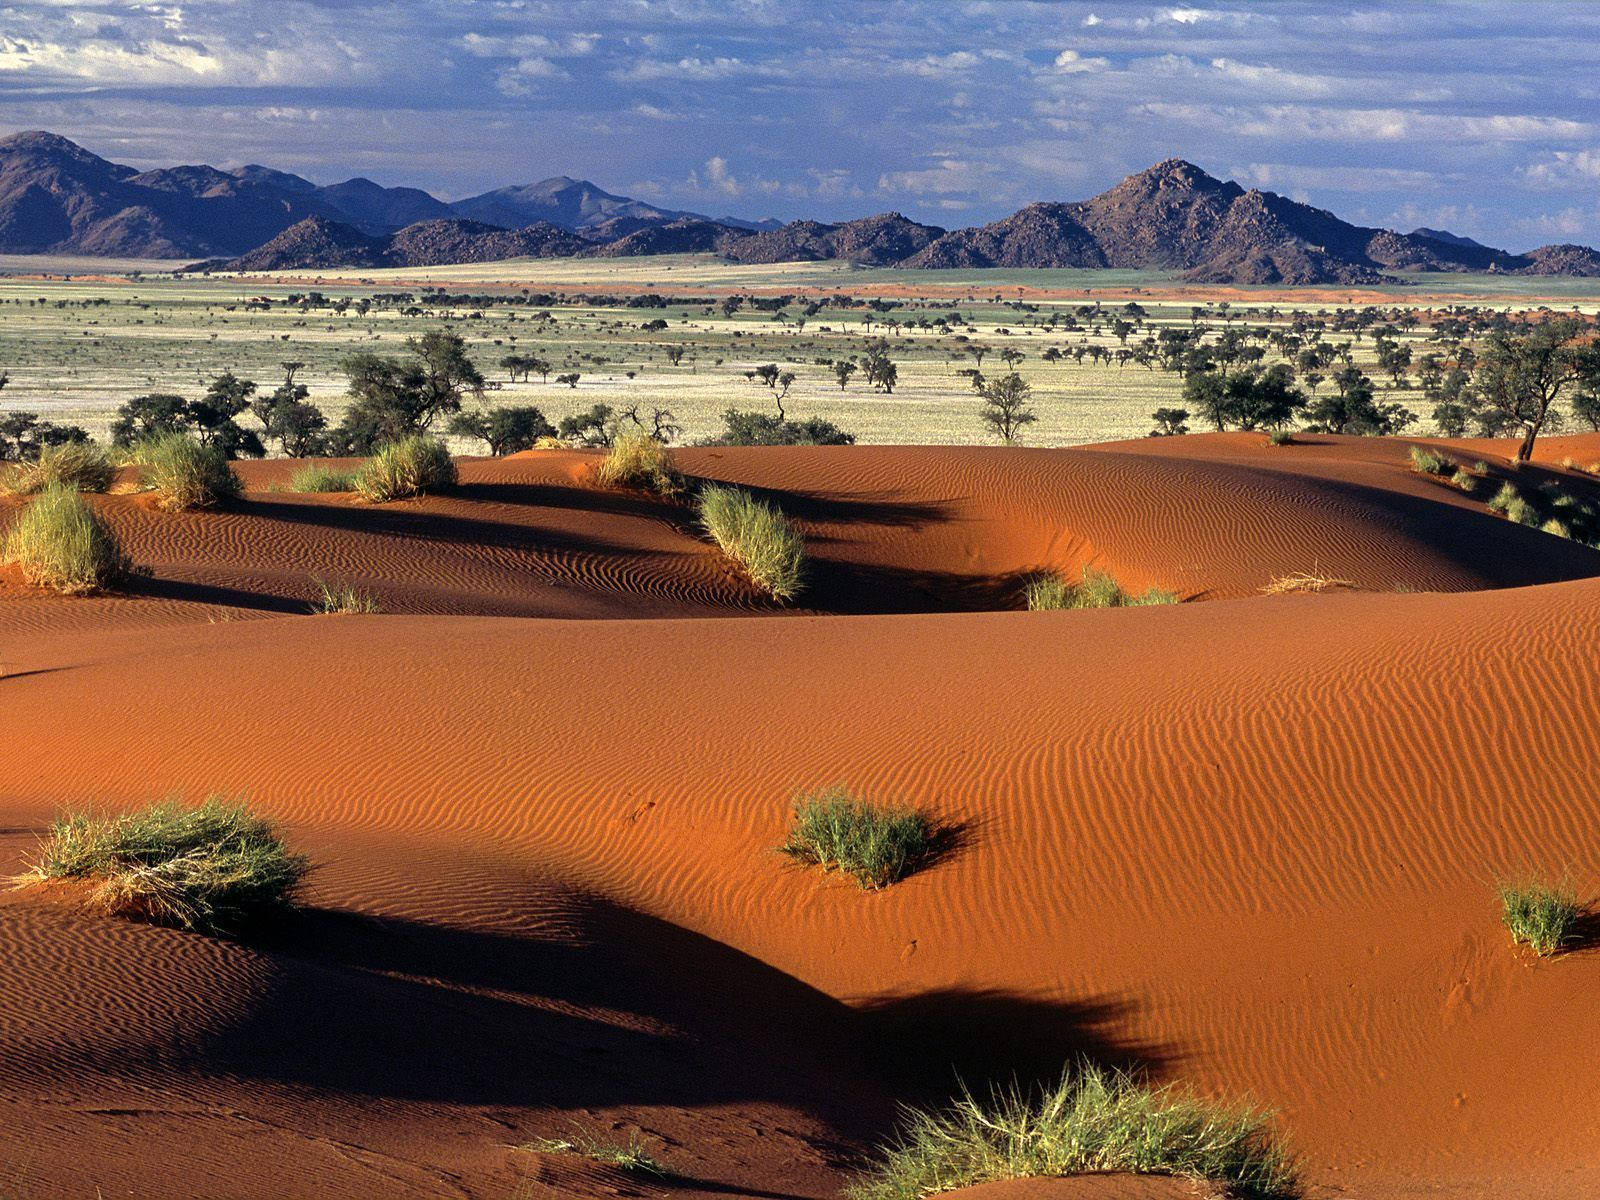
[449,176,704,233]
[1513,243,1600,276]
[314,178,455,234]
[584,217,743,257]
[213,215,591,271]
[1411,226,1489,250]
[721,212,946,266]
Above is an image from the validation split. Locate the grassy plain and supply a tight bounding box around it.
[4,253,1600,448]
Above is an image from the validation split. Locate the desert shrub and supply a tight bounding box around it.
[353,436,456,502]
[2,441,115,495]
[312,576,379,614]
[132,433,241,510]
[1260,571,1357,595]
[1266,428,1294,446]
[697,483,805,600]
[594,431,685,496]
[847,1062,1296,1200]
[1540,517,1572,539]
[2,483,129,594]
[17,797,310,936]
[779,788,936,890]
[522,1132,667,1176]
[1447,467,1477,493]
[1487,482,1539,526]
[1026,567,1175,610]
[709,409,856,446]
[289,464,356,493]
[1498,878,1581,956]
[1409,445,1451,475]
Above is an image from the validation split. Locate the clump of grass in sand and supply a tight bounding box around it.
[289,464,357,493]
[1266,428,1294,446]
[2,482,129,594]
[1025,567,1176,611]
[16,797,310,936]
[697,483,805,601]
[594,431,685,497]
[778,787,938,890]
[1447,466,1478,494]
[1260,571,1356,596]
[131,433,241,511]
[522,1131,668,1177]
[1497,877,1582,957]
[312,576,380,614]
[847,1062,1297,1200]
[1409,445,1451,475]
[2,441,116,496]
[1487,482,1540,527]
[353,436,456,502]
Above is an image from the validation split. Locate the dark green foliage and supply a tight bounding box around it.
[448,405,555,455]
[329,331,484,454]
[1149,407,1189,437]
[711,409,856,446]
[1498,878,1582,956]
[559,404,617,447]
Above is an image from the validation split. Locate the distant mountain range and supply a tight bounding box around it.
[3,130,1598,284]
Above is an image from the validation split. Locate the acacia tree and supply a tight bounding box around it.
[1470,318,1595,460]
[331,330,484,453]
[977,372,1037,444]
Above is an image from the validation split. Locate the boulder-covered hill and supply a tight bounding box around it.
[210,215,591,271]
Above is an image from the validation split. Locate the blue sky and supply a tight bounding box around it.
[2,1,1598,248]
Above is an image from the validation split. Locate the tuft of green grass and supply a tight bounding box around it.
[353,436,456,503]
[1447,467,1477,493]
[312,576,380,614]
[289,464,357,493]
[594,431,685,497]
[778,788,937,890]
[1498,877,1581,956]
[1266,428,1293,446]
[2,482,129,594]
[131,434,241,511]
[697,483,805,601]
[521,1131,668,1177]
[847,1062,1296,1200]
[1026,567,1175,611]
[1409,445,1451,475]
[1487,482,1540,526]
[16,797,310,936]
[2,441,116,496]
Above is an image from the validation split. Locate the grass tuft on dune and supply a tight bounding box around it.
[848,1063,1297,1200]
[594,431,686,497]
[697,483,805,600]
[1026,567,1176,610]
[778,788,937,889]
[17,797,311,936]
[354,437,456,502]
[289,464,357,493]
[2,441,116,496]
[132,434,242,511]
[2,482,129,593]
[1498,877,1582,956]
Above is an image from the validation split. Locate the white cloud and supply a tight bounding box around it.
[878,158,993,196]
[1054,49,1109,74]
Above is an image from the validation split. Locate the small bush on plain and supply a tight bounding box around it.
[132,433,241,510]
[289,464,356,493]
[594,431,686,496]
[2,482,129,593]
[312,576,380,614]
[697,483,805,601]
[17,796,310,936]
[3,441,116,495]
[1266,428,1293,446]
[353,436,456,502]
[522,1131,667,1177]
[1498,877,1581,956]
[847,1062,1296,1200]
[778,788,937,890]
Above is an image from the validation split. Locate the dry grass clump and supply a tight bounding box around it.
[847,1063,1297,1200]
[2,441,116,495]
[132,434,241,510]
[353,436,456,502]
[594,431,686,497]
[1260,571,1357,595]
[1409,445,1452,475]
[521,1131,668,1177]
[289,464,357,493]
[2,482,129,594]
[16,797,310,936]
[312,576,380,614]
[1487,482,1540,527]
[697,483,805,601]
[1026,567,1176,610]
[1266,428,1294,446]
[778,788,938,890]
[1498,877,1582,957]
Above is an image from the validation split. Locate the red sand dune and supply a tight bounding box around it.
[2,434,1598,1199]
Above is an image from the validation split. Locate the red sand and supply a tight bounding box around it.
[2,434,1598,1198]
